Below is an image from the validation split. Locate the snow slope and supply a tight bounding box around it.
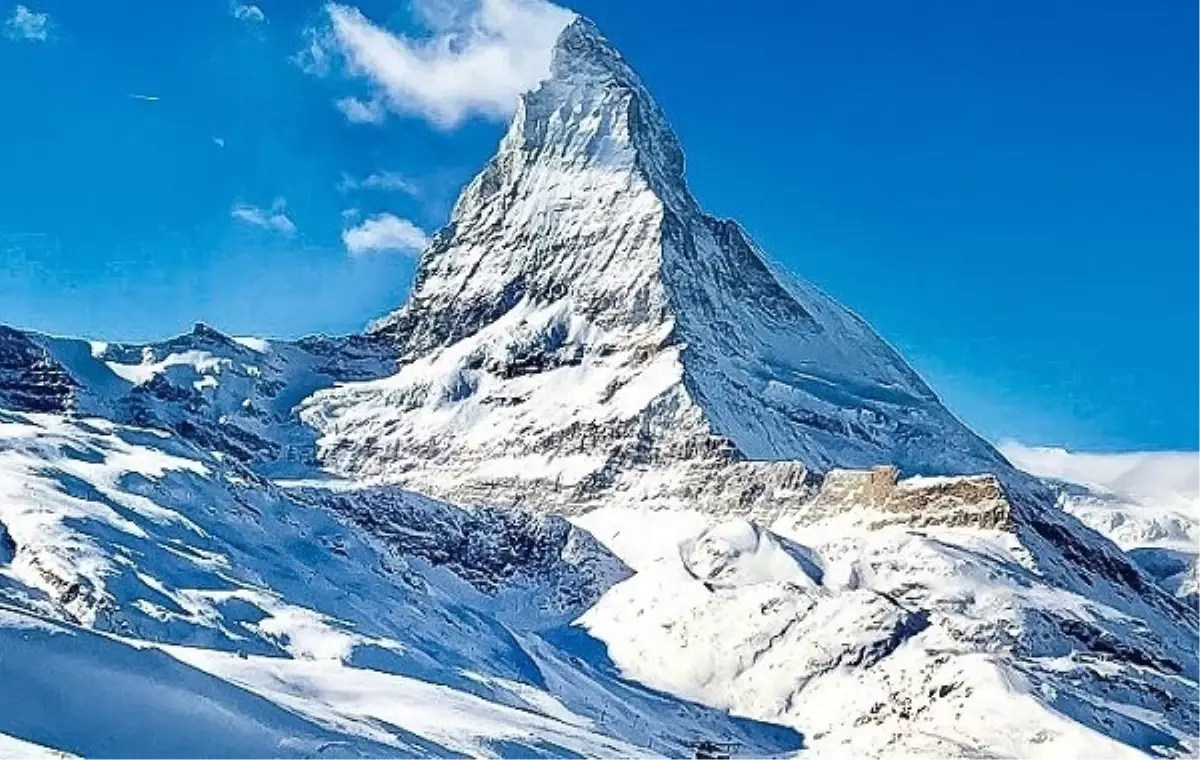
[0,410,799,758]
[4,603,700,758]
[575,506,1198,758]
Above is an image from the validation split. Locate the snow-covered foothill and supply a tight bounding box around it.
[574,506,1198,758]
[0,410,799,758]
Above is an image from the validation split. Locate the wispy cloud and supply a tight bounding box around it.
[308,0,574,129]
[231,199,297,236]
[231,3,265,23]
[212,136,226,148]
[293,26,332,75]
[342,212,430,256]
[128,93,161,102]
[998,441,1199,507]
[6,4,49,41]
[337,170,418,196]
[335,96,385,124]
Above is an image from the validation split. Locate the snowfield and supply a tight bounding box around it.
[576,507,1197,758]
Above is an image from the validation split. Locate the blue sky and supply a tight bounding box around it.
[0,0,1195,452]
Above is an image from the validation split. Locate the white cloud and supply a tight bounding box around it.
[318,0,575,129]
[212,136,226,148]
[293,26,333,75]
[999,441,1199,508]
[231,3,266,23]
[231,199,297,236]
[6,4,49,41]
[337,170,418,195]
[342,212,430,256]
[335,96,386,124]
[128,93,161,102]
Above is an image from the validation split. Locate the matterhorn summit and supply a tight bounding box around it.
[304,18,1014,512]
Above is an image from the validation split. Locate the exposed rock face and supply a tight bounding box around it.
[0,520,14,564]
[683,461,813,523]
[302,19,1019,514]
[0,327,76,413]
[809,467,1013,529]
[297,485,631,625]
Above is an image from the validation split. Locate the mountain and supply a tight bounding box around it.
[2,323,397,468]
[0,15,1197,760]
[1001,442,1199,605]
[0,327,77,413]
[301,18,1015,514]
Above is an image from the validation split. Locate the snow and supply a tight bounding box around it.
[574,506,1199,757]
[0,606,402,758]
[1001,441,1200,605]
[233,336,271,353]
[165,645,651,759]
[0,411,799,759]
[680,517,821,589]
[0,732,70,759]
[302,298,693,503]
[105,349,226,385]
[1,602,660,758]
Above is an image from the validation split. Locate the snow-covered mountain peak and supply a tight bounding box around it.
[1,16,1198,756]
[367,22,684,352]
[517,17,687,187]
[549,18,639,89]
[329,17,1017,511]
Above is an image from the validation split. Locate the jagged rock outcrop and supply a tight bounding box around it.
[296,485,631,625]
[808,466,1013,529]
[0,519,14,564]
[0,327,76,413]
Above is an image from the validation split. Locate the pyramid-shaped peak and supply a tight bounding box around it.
[550,17,640,87]
[501,16,687,192]
[349,12,1021,514]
